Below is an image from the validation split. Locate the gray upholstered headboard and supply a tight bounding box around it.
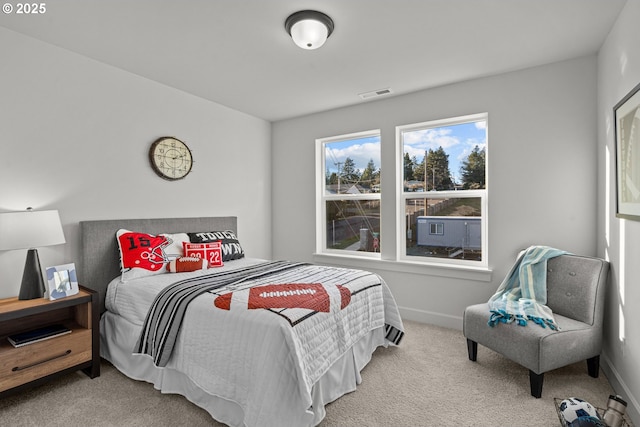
[79,216,237,314]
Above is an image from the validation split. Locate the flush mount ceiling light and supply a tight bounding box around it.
[285,10,334,50]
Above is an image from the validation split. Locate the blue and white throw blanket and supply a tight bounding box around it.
[488,246,567,330]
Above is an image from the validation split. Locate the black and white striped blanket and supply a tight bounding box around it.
[135,260,404,368]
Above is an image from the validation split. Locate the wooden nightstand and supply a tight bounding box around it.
[0,286,100,396]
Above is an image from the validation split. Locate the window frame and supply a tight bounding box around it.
[396,113,488,269]
[315,129,382,258]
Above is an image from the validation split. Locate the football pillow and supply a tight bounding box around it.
[166,256,209,273]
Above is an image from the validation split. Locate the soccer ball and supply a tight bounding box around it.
[567,416,607,427]
[559,397,601,425]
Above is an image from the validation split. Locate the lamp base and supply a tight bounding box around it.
[18,249,46,300]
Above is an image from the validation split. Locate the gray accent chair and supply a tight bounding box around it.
[463,254,609,398]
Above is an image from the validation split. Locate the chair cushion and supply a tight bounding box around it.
[545,255,606,325]
[463,303,602,373]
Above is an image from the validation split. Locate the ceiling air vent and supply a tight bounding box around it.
[358,88,393,100]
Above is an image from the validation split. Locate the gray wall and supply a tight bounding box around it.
[598,0,640,423]
[0,27,272,298]
[273,55,598,330]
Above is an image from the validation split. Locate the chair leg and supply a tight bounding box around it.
[466,339,478,361]
[587,355,600,378]
[529,371,544,398]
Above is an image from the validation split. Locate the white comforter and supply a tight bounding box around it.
[104,258,403,426]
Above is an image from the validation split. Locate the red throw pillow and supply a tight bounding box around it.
[116,229,189,281]
[183,241,224,267]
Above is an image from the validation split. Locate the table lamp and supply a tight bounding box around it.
[0,208,66,299]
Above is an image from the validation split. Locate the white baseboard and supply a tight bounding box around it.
[601,352,639,427]
[398,306,463,331]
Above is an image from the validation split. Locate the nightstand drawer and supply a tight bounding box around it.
[0,328,92,392]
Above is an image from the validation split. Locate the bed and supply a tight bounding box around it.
[79,216,404,427]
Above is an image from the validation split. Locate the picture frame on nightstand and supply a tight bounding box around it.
[46,263,79,300]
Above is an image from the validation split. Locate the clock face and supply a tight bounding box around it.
[149,137,193,180]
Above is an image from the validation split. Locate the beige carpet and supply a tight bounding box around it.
[0,320,615,426]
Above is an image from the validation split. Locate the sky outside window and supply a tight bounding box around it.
[325,135,381,178]
[404,121,486,184]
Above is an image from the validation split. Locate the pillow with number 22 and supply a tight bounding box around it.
[183,241,224,267]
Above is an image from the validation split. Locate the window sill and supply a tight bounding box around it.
[312,252,493,282]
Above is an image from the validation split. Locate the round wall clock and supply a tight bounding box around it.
[149,137,193,181]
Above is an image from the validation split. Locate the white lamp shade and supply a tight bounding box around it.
[0,210,66,250]
[290,19,329,50]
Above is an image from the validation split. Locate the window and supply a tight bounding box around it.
[316,130,381,256]
[397,113,487,267]
[315,114,487,272]
[429,222,444,235]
